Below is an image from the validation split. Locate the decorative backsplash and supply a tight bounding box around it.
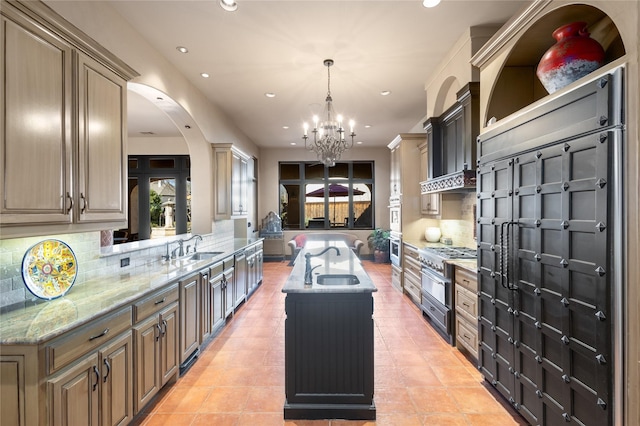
[438,193,477,248]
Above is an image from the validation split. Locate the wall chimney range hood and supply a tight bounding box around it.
[421,82,479,194]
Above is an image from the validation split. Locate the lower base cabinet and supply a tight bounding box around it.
[47,330,133,426]
[133,285,179,414]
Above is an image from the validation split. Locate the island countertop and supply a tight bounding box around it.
[282,241,377,294]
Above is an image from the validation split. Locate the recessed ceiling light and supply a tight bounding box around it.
[201,73,210,78]
[380,90,391,96]
[422,0,441,7]
[265,92,276,98]
[290,142,297,146]
[176,46,189,53]
[364,125,372,128]
[282,126,289,130]
[356,141,363,145]
[219,0,238,12]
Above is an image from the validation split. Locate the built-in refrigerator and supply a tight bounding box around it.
[476,66,624,426]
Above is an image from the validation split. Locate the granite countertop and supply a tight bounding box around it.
[446,258,478,272]
[0,238,262,345]
[282,241,377,294]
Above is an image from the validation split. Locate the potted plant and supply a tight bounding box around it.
[368,228,391,263]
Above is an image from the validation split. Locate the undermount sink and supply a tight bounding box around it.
[186,251,223,261]
[316,274,360,285]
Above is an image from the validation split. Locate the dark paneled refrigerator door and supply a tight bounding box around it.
[511,133,612,425]
[477,157,515,403]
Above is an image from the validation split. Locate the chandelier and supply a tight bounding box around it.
[302,59,355,167]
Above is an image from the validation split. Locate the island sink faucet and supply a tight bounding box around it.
[304,246,341,285]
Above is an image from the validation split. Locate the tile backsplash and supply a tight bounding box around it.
[439,193,477,248]
[0,224,235,309]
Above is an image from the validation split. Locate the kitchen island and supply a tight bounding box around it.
[282,241,377,420]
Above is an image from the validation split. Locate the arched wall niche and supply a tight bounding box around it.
[127,83,214,236]
[433,76,461,117]
[485,3,626,125]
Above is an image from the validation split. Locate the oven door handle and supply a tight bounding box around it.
[421,267,447,287]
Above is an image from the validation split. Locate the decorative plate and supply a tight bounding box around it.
[22,239,78,300]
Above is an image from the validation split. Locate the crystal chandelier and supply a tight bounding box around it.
[302,59,355,167]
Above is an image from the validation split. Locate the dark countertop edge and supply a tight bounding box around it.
[1,238,264,345]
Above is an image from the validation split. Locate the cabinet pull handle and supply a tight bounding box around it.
[463,279,469,284]
[161,320,168,336]
[89,328,109,341]
[80,193,87,214]
[429,306,435,312]
[463,334,471,340]
[154,297,166,305]
[103,359,111,383]
[92,366,100,391]
[156,324,162,341]
[462,302,470,307]
[66,192,73,214]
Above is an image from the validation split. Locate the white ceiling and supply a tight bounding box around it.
[117,0,529,147]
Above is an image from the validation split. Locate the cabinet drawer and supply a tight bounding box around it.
[210,261,224,277]
[223,256,235,271]
[455,285,478,320]
[421,292,449,333]
[455,315,478,359]
[47,305,132,374]
[404,256,421,280]
[403,275,421,304]
[455,266,477,292]
[133,284,179,323]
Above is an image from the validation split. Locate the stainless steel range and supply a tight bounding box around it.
[418,246,477,343]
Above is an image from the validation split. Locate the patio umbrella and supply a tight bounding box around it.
[306,184,365,224]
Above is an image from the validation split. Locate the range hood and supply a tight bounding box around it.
[422,82,479,194]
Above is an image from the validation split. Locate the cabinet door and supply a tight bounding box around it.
[47,353,99,426]
[223,269,235,318]
[213,146,232,219]
[159,303,179,386]
[76,53,127,223]
[232,152,248,215]
[200,270,212,343]
[179,274,200,365]
[234,252,247,307]
[0,355,25,426]
[99,331,133,426]
[0,13,73,225]
[133,315,159,413]
[421,193,440,216]
[210,273,225,332]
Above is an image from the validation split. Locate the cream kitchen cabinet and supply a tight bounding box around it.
[0,1,137,238]
[133,285,179,413]
[47,331,133,426]
[213,145,250,219]
[402,243,422,307]
[179,272,201,367]
[453,265,478,360]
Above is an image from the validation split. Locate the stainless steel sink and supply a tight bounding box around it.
[316,274,360,285]
[186,251,223,261]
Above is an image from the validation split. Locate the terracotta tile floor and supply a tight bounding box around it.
[131,260,528,426]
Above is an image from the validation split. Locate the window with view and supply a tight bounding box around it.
[279,161,374,230]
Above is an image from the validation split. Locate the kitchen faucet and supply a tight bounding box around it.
[304,246,341,285]
[183,234,203,254]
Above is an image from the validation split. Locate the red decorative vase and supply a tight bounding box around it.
[536,21,605,94]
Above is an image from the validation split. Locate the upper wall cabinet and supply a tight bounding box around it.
[0,1,138,238]
[213,145,249,219]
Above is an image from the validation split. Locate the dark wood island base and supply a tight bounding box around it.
[283,292,376,421]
